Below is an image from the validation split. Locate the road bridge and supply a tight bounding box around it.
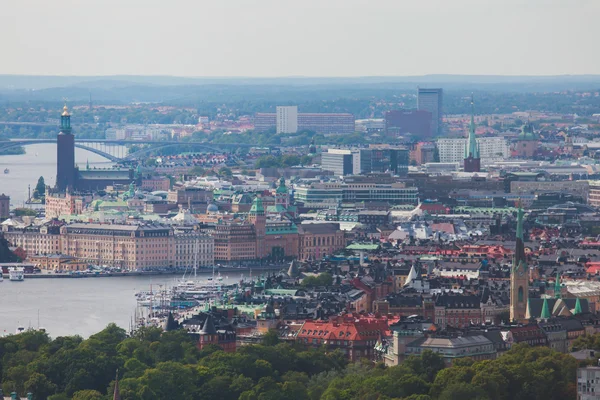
[0,139,254,162]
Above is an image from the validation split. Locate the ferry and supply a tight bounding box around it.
[9,267,24,282]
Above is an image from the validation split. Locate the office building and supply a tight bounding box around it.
[294,180,418,208]
[417,88,443,136]
[276,106,298,134]
[355,147,410,176]
[385,110,432,138]
[298,113,355,134]
[254,113,277,133]
[255,111,355,134]
[437,137,509,164]
[321,149,355,176]
[577,366,600,400]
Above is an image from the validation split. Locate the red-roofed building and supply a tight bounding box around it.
[296,315,390,361]
[418,203,450,214]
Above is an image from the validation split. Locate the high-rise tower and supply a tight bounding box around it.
[463,96,481,172]
[56,105,76,192]
[510,208,529,322]
[417,88,443,136]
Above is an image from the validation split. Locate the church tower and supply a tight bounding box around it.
[248,196,266,259]
[275,177,289,209]
[510,208,529,322]
[56,104,76,192]
[463,95,481,173]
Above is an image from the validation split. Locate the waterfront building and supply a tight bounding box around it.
[321,149,354,176]
[417,88,443,136]
[385,110,432,138]
[173,230,214,268]
[28,254,88,271]
[0,194,9,220]
[54,105,134,193]
[213,223,257,262]
[265,220,299,260]
[297,223,345,261]
[2,222,63,257]
[60,223,174,270]
[276,106,298,134]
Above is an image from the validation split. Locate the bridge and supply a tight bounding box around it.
[0,139,255,162]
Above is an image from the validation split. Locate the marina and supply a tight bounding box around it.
[0,271,267,338]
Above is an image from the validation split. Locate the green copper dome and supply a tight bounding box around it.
[518,123,537,140]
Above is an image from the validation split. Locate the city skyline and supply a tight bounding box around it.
[2,0,599,77]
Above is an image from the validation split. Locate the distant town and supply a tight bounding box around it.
[3,83,600,399]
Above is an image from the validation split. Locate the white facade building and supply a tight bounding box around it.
[276,106,298,134]
[437,137,509,164]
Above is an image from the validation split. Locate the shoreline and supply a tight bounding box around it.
[2,266,283,279]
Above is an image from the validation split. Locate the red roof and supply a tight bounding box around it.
[297,316,390,342]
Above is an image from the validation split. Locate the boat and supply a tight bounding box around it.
[9,267,24,282]
[3,169,9,174]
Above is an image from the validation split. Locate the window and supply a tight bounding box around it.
[518,286,524,302]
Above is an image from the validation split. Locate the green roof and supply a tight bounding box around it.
[250,196,264,215]
[264,289,301,296]
[346,243,379,251]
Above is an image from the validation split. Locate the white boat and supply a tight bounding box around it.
[9,267,24,282]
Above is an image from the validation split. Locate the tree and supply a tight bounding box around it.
[71,389,104,400]
[262,330,280,346]
[33,176,46,199]
[24,372,58,400]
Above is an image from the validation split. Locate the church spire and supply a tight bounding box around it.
[574,297,583,315]
[554,272,561,299]
[516,207,524,241]
[540,297,551,320]
[465,94,479,159]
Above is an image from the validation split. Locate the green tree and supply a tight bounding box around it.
[262,330,280,346]
[71,389,104,400]
[33,176,46,199]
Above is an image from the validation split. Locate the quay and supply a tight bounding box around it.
[1,266,282,279]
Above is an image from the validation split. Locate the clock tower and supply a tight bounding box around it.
[510,207,528,322]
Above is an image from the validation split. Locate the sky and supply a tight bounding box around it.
[1,0,598,77]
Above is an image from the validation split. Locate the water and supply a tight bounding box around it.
[0,143,120,206]
[0,272,247,338]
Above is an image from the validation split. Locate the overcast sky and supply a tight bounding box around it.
[1,0,598,77]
